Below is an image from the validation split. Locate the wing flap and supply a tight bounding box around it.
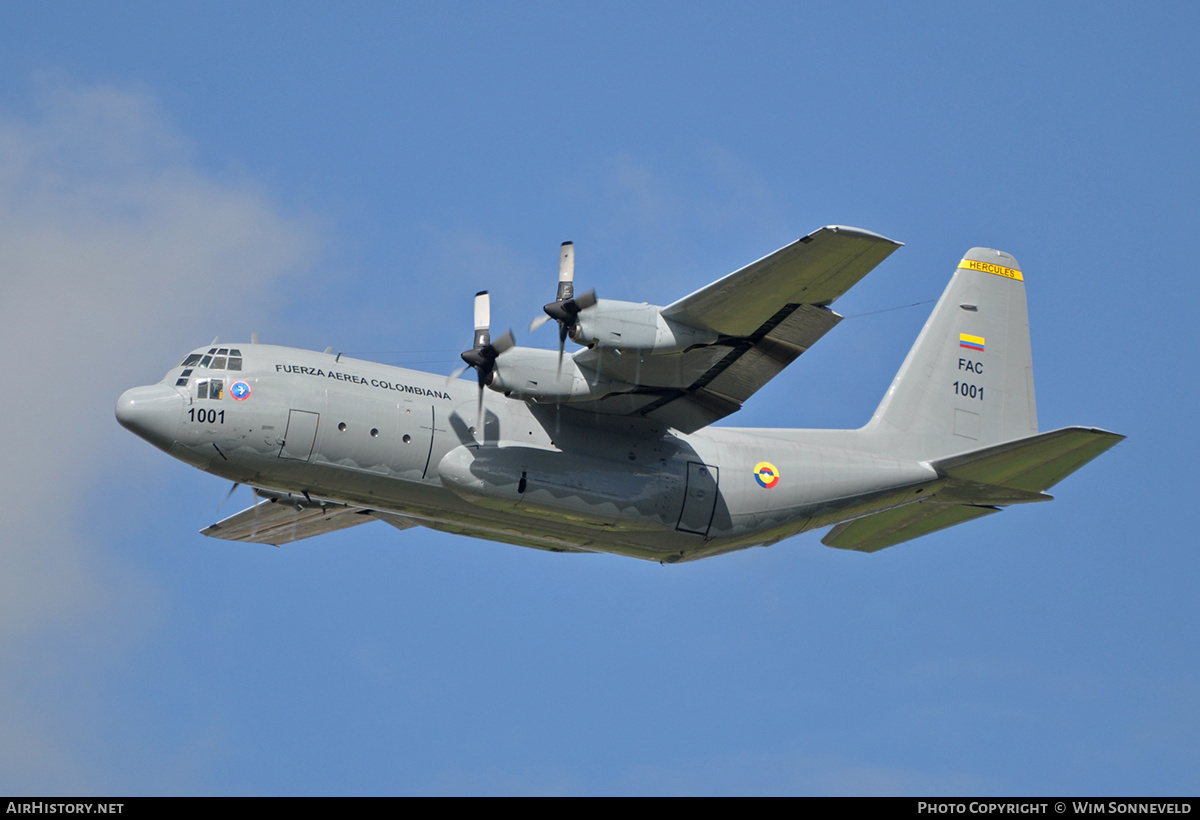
[661,225,902,336]
[822,502,1000,553]
[698,305,841,404]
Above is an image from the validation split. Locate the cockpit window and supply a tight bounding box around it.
[181,348,244,372]
[196,379,222,399]
[175,368,193,387]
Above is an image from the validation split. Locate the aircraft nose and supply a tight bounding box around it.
[116,384,183,451]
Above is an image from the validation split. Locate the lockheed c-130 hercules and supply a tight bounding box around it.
[116,225,1122,562]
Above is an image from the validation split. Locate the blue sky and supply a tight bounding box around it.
[1,1,1197,795]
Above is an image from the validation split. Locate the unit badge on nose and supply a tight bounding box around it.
[753,461,779,489]
[230,381,251,401]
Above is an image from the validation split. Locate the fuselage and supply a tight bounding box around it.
[116,343,938,561]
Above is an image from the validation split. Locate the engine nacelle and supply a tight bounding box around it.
[487,347,634,403]
[571,299,718,353]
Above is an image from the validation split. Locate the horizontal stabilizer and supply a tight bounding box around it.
[933,426,1124,493]
[824,426,1123,552]
[202,496,378,545]
[822,503,1000,553]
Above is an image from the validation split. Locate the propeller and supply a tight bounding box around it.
[215,481,241,517]
[529,241,596,371]
[457,290,514,421]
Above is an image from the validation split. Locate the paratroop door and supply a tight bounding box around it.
[676,462,718,536]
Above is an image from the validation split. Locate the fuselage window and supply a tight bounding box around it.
[196,380,209,400]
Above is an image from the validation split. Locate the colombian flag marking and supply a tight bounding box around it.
[959,333,985,352]
[754,462,780,489]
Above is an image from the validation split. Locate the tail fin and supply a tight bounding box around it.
[867,248,1037,460]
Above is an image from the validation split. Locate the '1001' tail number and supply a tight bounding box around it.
[188,408,224,424]
[953,381,983,400]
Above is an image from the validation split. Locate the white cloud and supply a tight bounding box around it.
[0,78,319,791]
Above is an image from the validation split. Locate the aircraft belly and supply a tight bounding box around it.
[242,459,707,559]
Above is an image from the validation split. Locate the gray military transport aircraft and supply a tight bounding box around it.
[116,226,1122,562]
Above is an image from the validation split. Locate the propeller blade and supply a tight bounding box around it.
[556,241,575,302]
[472,290,491,350]
[219,481,240,513]
[557,321,569,376]
[571,289,597,312]
[529,314,551,332]
[490,329,515,356]
[446,363,470,385]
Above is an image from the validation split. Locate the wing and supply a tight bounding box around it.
[570,225,902,432]
[201,493,418,546]
[662,224,903,334]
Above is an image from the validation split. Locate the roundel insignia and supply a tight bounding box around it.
[230,380,251,401]
[753,461,779,489]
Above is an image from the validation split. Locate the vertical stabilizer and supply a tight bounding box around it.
[867,248,1037,460]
